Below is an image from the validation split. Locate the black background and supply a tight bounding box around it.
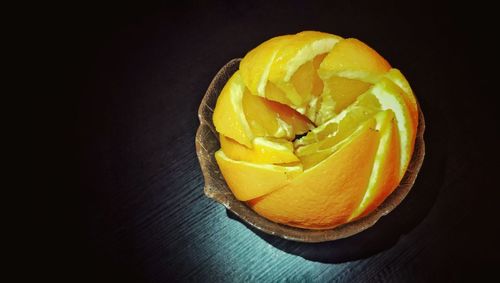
[73,1,499,281]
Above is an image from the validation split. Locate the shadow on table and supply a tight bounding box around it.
[226,108,447,263]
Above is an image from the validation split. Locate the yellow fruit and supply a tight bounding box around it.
[249,118,380,229]
[213,71,313,147]
[243,89,313,138]
[220,135,299,164]
[240,31,342,116]
[319,38,391,83]
[215,150,302,201]
[315,76,372,124]
[297,117,377,169]
[239,35,293,98]
[349,110,401,220]
[294,84,383,156]
[267,31,342,108]
[366,78,416,177]
[296,105,378,168]
[213,71,253,147]
[210,31,420,229]
[383,69,418,127]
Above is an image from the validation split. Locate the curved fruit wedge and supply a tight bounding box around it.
[318,38,391,83]
[297,117,377,169]
[243,90,313,138]
[316,76,372,123]
[296,105,378,168]
[349,110,401,220]
[215,150,303,201]
[383,68,418,127]
[213,71,253,147]
[268,31,342,108]
[240,31,342,113]
[213,71,313,147]
[220,135,299,164]
[239,35,293,98]
[248,117,380,229]
[367,78,415,177]
[294,88,382,151]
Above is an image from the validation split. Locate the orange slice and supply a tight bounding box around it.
[220,135,299,164]
[349,110,401,220]
[215,150,302,201]
[318,38,391,83]
[248,117,380,229]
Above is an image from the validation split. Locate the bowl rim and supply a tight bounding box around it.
[196,58,426,243]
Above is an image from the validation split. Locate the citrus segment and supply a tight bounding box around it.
[241,31,342,112]
[297,118,377,169]
[213,71,253,147]
[349,110,401,220]
[215,150,303,201]
[220,135,299,164]
[319,38,391,83]
[315,76,373,124]
[368,78,415,177]
[248,117,380,229]
[267,31,342,108]
[384,69,418,127]
[295,89,381,151]
[242,88,313,138]
[239,35,293,97]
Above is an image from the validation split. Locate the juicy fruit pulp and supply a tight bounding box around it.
[212,31,419,229]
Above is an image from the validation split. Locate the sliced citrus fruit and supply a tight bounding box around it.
[215,150,303,201]
[213,71,253,147]
[297,117,378,169]
[365,77,415,177]
[296,106,378,168]
[248,117,380,229]
[267,31,342,107]
[294,88,381,150]
[219,135,299,164]
[315,76,372,124]
[213,70,313,147]
[240,31,342,116]
[383,68,418,127]
[239,35,293,98]
[242,89,313,138]
[211,31,420,230]
[349,110,401,220]
[318,38,391,83]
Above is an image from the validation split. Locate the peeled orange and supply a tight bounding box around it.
[212,31,419,229]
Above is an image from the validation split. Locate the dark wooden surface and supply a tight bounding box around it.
[75,1,498,282]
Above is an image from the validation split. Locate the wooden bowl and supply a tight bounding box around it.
[195,58,425,243]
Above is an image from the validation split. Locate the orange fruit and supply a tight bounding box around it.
[213,71,253,147]
[315,76,372,124]
[219,135,299,164]
[215,150,302,201]
[243,90,313,137]
[366,78,416,177]
[240,31,342,117]
[211,31,419,229]
[384,68,418,127]
[248,118,380,229]
[239,35,293,98]
[349,110,401,220]
[318,38,391,83]
[213,71,313,148]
